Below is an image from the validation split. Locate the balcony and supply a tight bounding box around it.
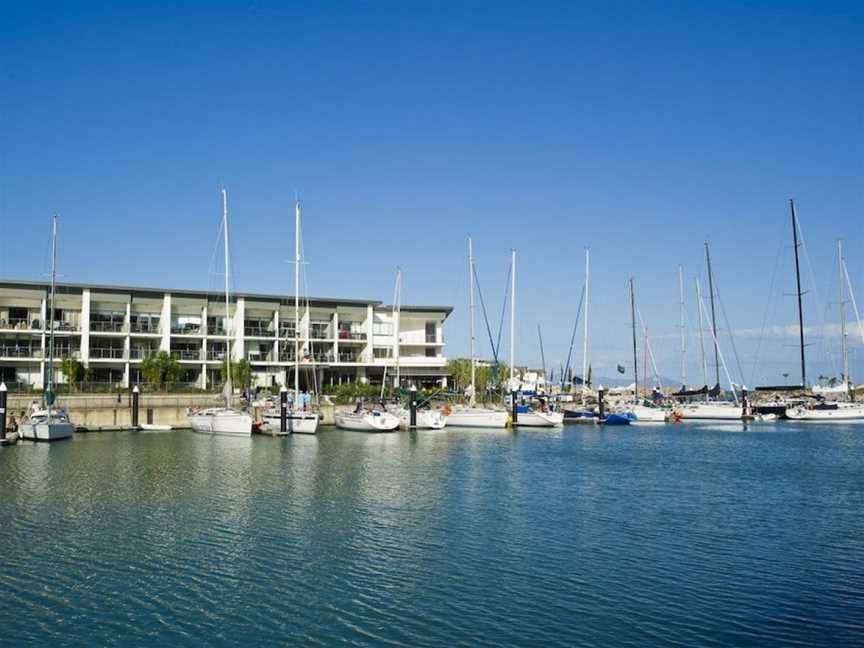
[171,323,202,335]
[310,328,331,340]
[205,349,227,362]
[278,352,296,362]
[337,353,361,363]
[1,317,42,331]
[207,325,226,336]
[171,350,203,361]
[90,348,126,360]
[425,334,438,344]
[244,324,275,337]
[130,321,160,334]
[129,348,158,360]
[310,352,333,363]
[90,321,126,333]
[338,330,367,341]
[0,346,42,359]
[278,326,297,338]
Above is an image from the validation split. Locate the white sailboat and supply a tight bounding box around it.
[336,269,401,433]
[508,248,563,428]
[188,189,253,437]
[20,216,74,442]
[787,239,864,421]
[622,278,667,424]
[445,237,509,428]
[263,198,319,434]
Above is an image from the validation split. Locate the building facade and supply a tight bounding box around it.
[0,280,451,391]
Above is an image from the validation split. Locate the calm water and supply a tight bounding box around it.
[1,423,863,647]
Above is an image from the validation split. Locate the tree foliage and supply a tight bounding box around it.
[220,359,251,389]
[59,356,84,391]
[447,358,510,398]
[141,351,181,391]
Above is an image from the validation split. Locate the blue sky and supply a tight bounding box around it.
[1,2,862,385]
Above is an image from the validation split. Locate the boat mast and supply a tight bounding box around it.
[222,189,233,409]
[294,198,301,403]
[582,248,590,404]
[630,278,638,401]
[678,265,686,388]
[510,248,516,390]
[537,324,546,388]
[839,239,850,398]
[695,278,709,400]
[468,237,476,405]
[46,215,58,407]
[395,268,402,390]
[790,199,806,388]
[705,242,720,388]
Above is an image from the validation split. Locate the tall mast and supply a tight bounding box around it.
[790,199,806,388]
[582,248,590,403]
[705,242,720,387]
[678,265,686,387]
[630,278,638,401]
[537,324,546,387]
[468,237,476,404]
[510,248,516,389]
[294,198,301,402]
[46,215,58,407]
[839,239,850,397]
[695,277,709,398]
[395,268,402,389]
[222,188,232,408]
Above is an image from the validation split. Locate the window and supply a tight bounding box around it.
[425,348,436,358]
[373,347,393,359]
[425,322,437,343]
[373,322,393,336]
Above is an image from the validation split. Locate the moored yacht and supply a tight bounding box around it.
[335,407,400,432]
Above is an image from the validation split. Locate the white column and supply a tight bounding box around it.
[81,288,91,367]
[39,296,47,388]
[123,302,131,387]
[160,293,171,352]
[232,297,245,361]
[332,309,339,364]
[365,304,374,362]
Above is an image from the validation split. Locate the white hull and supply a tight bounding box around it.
[444,407,509,428]
[678,403,743,420]
[785,404,864,421]
[140,424,173,431]
[335,411,400,432]
[396,408,447,430]
[20,421,74,441]
[188,408,253,436]
[262,411,320,434]
[515,411,564,427]
[627,405,667,423]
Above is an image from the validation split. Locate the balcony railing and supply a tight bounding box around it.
[90,321,126,333]
[278,353,297,362]
[207,325,226,336]
[310,329,331,340]
[171,324,202,335]
[129,348,157,360]
[310,352,333,363]
[0,347,42,358]
[171,350,203,361]
[426,334,438,343]
[205,350,227,361]
[2,318,42,330]
[130,322,160,334]
[278,327,297,338]
[244,326,275,337]
[338,330,367,340]
[337,353,360,363]
[54,349,81,359]
[90,348,126,360]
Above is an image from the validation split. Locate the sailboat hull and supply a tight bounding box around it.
[444,407,509,428]
[677,403,743,420]
[335,411,400,432]
[189,409,253,436]
[515,411,564,427]
[785,404,864,421]
[20,421,74,441]
[262,412,320,434]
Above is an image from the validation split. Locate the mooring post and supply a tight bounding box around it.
[409,384,417,429]
[131,385,139,429]
[280,385,288,434]
[741,388,749,418]
[598,385,606,423]
[0,382,7,439]
[511,390,518,425]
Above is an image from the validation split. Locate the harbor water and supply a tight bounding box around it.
[1,423,862,647]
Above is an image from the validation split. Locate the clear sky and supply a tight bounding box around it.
[1,1,862,386]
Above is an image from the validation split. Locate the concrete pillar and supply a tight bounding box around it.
[365,304,374,362]
[333,309,339,364]
[160,293,171,352]
[232,297,245,362]
[80,288,91,368]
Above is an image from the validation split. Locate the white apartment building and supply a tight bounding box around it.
[0,280,451,391]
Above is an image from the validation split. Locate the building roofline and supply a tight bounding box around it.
[377,304,454,315]
[0,278,452,315]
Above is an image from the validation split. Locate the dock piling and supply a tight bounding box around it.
[280,385,288,434]
[409,385,417,429]
[131,385,139,429]
[598,385,605,423]
[0,382,6,439]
